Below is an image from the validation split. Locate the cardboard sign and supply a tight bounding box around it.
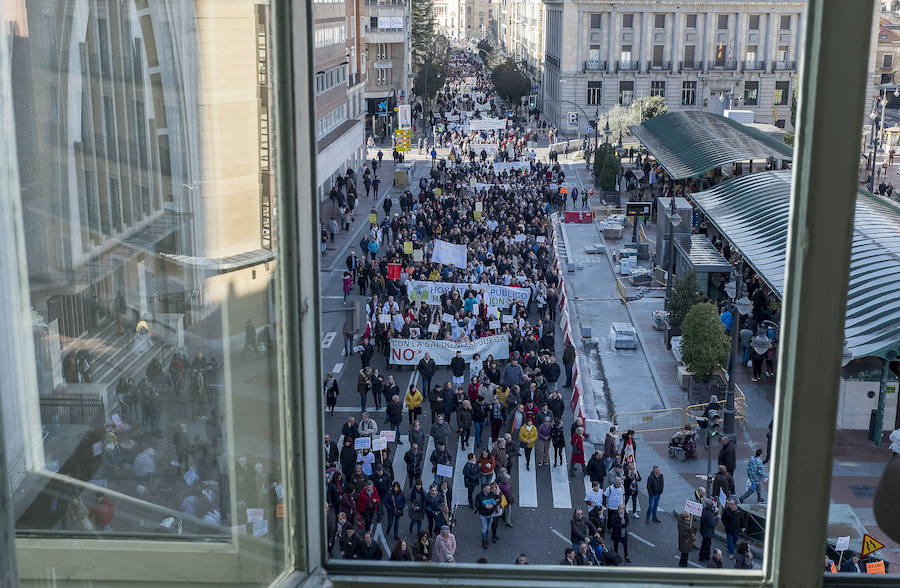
[369,213,377,223]
[404,241,414,254]
[355,437,371,450]
[487,306,498,316]
[413,249,424,262]
[475,201,483,211]
[246,508,264,523]
[866,560,885,574]
[684,499,703,517]
[560,187,568,194]
[387,263,401,280]
[379,314,391,324]
[489,320,501,330]
[276,504,285,519]
[536,236,546,243]
[514,234,526,242]
[442,313,454,323]
[436,464,453,478]
[428,323,440,333]
[502,314,514,323]
[372,437,387,451]
[473,210,482,220]
[835,536,850,552]
[380,430,397,442]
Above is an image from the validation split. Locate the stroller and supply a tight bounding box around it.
[668,426,697,462]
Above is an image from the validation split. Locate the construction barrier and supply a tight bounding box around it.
[613,394,750,435]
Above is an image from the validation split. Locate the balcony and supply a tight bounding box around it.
[742,60,766,72]
[648,60,671,71]
[583,60,607,72]
[679,60,702,72]
[616,60,639,72]
[709,60,738,71]
[773,60,796,71]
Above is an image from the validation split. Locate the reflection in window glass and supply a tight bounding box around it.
[6,0,286,574]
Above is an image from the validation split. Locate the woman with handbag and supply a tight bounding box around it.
[570,426,586,477]
[623,463,642,519]
[384,482,406,541]
[407,479,426,536]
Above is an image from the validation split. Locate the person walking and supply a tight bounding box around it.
[384,481,406,541]
[357,368,371,413]
[569,426,586,477]
[645,465,664,523]
[536,416,552,467]
[603,478,625,530]
[698,499,719,562]
[519,419,538,470]
[324,373,339,415]
[734,541,754,569]
[463,453,480,509]
[405,385,423,426]
[611,504,631,563]
[738,448,766,503]
[474,483,499,549]
[722,499,746,560]
[569,508,597,550]
[718,435,737,478]
[551,417,566,467]
[404,444,424,489]
[562,341,576,387]
[416,353,437,402]
[386,395,404,440]
[407,480,426,535]
[433,526,457,562]
[677,511,695,568]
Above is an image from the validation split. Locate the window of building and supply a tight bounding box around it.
[590,14,601,28]
[654,14,665,29]
[622,14,634,28]
[775,80,790,105]
[777,45,789,61]
[619,80,634,105]
[746,45,758,62]
[686,14,697,29]
[749,14,760,29]
[620,45,632,64]
[744,80,759,105]
[314,24,346,48]
[652,45,664,66]
[780,14,791,30]
[588,45,601,62]
[717,14,728,29]
[376,68,388,85]
[684,45,695,64]
[884,53,893,69]
[587,81,602,105]
[682,80,697,105]
[376,43,388,59]
[650,80,665,97]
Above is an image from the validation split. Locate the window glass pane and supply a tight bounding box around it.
[4,0,288,578]
[686,14,697,29]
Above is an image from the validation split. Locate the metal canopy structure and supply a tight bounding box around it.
[690,170,900,360]
[629,111,794,179]
[674,234,732,274]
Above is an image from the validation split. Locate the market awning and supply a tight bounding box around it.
[674,235,732,274]
[690,170,900,360]
[629,112,794,180]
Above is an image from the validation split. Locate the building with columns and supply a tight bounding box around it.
[435,0,492,41]
[542,1,805,135]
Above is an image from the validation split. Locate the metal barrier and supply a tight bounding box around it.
[613,395,750,435]
[39,393,105,426]
[612,407,685,433]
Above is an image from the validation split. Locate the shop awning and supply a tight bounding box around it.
[674,235,733,274]
[690,170,900,360]
[629,112,794,180]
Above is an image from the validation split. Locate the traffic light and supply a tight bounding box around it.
[528,95,536,109]
[708,409,721,439]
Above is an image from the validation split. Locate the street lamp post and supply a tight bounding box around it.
[664,195,682,301]
[869,97,887,193]
[723,260,753,438]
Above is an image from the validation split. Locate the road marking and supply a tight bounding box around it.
[550,449,572,509]
[371,522,392,553]
[629,532,655,547]
[516,444,538,508]
[452,436,473,509]
[392,435,409,489]
[551,527,571,545]
[674,555,704,568]
[329,406,364,413]
[322,331,336,348]
[583,475,592,497]
[423,437,434,486]
[332,362,344,375]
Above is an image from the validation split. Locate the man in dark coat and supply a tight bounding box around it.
[585,450,607,485]
[718,436,737,477]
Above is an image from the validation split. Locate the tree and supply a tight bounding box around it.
[680,302,730,383]
[490,59,531,108]
[592,143,619,191]
[632,95,668,122]
[600,105,639,144]
[789,83,798,129]
[477,39,493,57]
[413,61,445,104]
[666,271,704,329]
[411,0,436,66]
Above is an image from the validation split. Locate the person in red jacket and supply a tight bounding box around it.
[356,481,381,532]
[570,427,586,477]
[89,492,115,531]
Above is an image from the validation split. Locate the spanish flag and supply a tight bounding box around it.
[717,43,725,60]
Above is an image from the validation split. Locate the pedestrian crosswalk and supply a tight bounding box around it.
[390,435,409,488]
[550,450,572,509]
[517,448,538,508]
[452,436,472,510]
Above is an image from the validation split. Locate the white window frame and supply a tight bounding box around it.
[1,2,885,587]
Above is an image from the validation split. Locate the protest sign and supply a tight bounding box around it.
[355,437,371,450]
[369,213,377,224]
[427,323,440,333]
[431,239,467,269]
[389,334,510,365]
[380,430,397,442]
[413,249,424,262]
[684,500,703,517]
[436,464,453,478]
[489,320,501,330]
[442,313,454,323]
[404,241,414,254]
[372,437,387,451]
[406,280,530,308]
[835,536,850,552]
[387,263,401,280]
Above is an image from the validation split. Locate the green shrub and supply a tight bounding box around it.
[681,302,730,382]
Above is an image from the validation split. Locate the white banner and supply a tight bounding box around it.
[431,239,467,269]
[471,143,499,154]
[468,118,508,131]
[491,161,531,172]
[407,279,531,307]
[445,113,461,122]
[389,334,510,365]
[474,101,492,112]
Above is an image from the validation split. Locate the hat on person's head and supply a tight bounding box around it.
[440,525,450,532]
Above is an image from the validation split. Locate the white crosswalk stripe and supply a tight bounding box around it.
[391,435,409,488]
[549,449,572,509]
[452,436,473,509]
[423,437,434,486]
[517,448,538,508]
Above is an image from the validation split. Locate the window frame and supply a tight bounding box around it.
[717,14,728,30]
[1,1,889,587]
[749,14,760,30]
[586,81,602,106]
[590,13,601,29]
[743,80,759,106]
[654,14,665,29]
[650,80,666,97]
[681,80,696,105]
[685,14,697,29]
[622,13,634,29]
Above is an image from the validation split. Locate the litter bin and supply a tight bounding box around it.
[394,168,408,188]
